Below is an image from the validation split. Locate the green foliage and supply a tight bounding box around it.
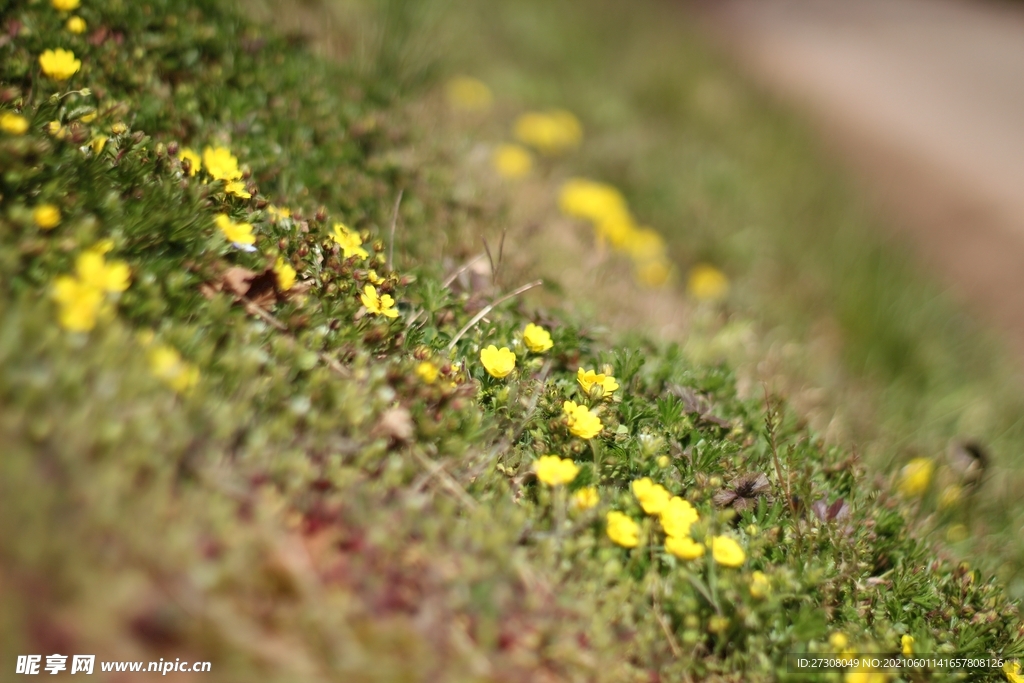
[1,0,1022,681]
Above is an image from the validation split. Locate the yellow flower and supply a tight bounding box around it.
[572,487,599,511]
[829,632,849,651]
[534,455,580,487]
[46,121,68,139]
[416,361,439,384]
[845,668,888,683]
[367,269,385,285]
[749,571,770,598]
[52,275,104,332]
[687,264,730,302]
[52,0,80,10]
[66,16,86,33]
[624,227,666,262]
[445,76,493,112]
[710,535,746,567]
[631,477,671,516]
[938,484,962,509]
[148,345,200,393]
[76,248,130,293]
[225,180,251,198]
[360,284,399,318]
[89,135,107,155]
[656,455,671,468]
[214,214,256,249]
[900,635,914,656]
[899,457,933,497]
[274,256,296,291]
[492,143,533,179]
[0,112,29,135]
[110,122,127,135]
[202,146,242,181]
[523,323,553,353]
[577,367,619,397]
[514,110,582,155]
[562,400,604,439]
[1004,660,1023,683]
[39,49,81,81]
[330,222,369,260]
[33,204,62,230]
[267,205,291,221]
[559,178,629,223]
[635,258,673,288]
[480,345,516,379]
[665,535,705,560]
[659,496,699,538]
[606,511,640,548]
[178,148,201,176]
[946,523,968,543]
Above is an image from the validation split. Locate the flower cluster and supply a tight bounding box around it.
[51,243,130,332]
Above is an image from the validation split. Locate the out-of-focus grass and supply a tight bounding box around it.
[383,0,1024,597]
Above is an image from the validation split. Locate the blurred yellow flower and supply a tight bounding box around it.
[750,571,770,599]
[606,511,640,548]
[89,134,107,155]
[946,523,968,543]
[148,345,200,393]
[687,263,730,301]
[202,146,242,181]
[901,635,914,656]
[225,180,251,198]
[624,227,665,262]
[635,257,673,289]
[76,248,130,293]
[572,487,599,511]
[66,16,86,33]
[480,345,516,378]
[330,222,368,260]
[829,632,849,651]
[523,323,553,353]
[416,361,439,384]
[110,122,127,135]
[577,367,619,396]
[665,535,705,560]
[711,535,746,567]
[563,400,603,439]
[659,496,699,538]
[631,477,671,516]
[274,256,296,291]
[899,457,933,497]
[178,148,201,176]
[939,484,962,509]
[52,276,104,332]
[845,667,887,683]
[214,214,255,249]
[1004,660,1023,683]
[267,205,291,221]
[366,269,385,285]
[33,204,61,229]
[492,143,532,179]
[360,284,399,318]
[39,48,81,80]
[514,109,582,155]
[534,455,580,487]
[657,455,671,468]
[558,178,629,223]
[0,112,28,135]
[445,76,493,111]
[52,0,80,9]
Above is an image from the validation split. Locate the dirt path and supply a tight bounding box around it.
[697,0,1024,358]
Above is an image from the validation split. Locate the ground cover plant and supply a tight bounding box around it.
[1,0,1023,681]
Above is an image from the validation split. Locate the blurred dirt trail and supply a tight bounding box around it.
[699,0,1024,357]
